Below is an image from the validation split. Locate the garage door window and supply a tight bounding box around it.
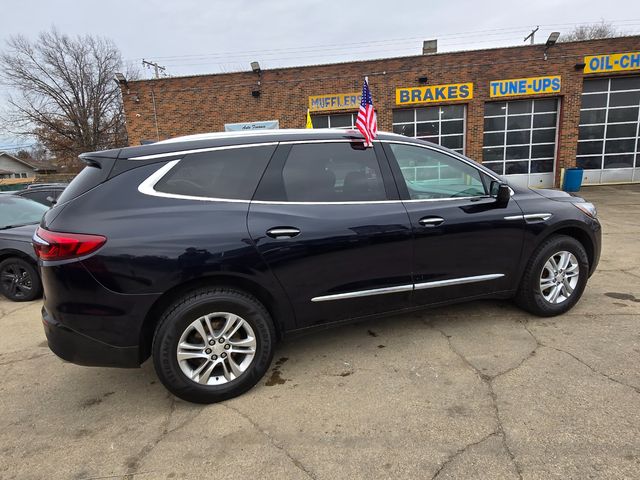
[577,77,640,171]
[310,113,356,128]
[392,105,466,154]
[482,99,558,176]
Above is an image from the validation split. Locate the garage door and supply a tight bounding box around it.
[482,98,559,188]
[577,76,640,184]
[392,105,466,155]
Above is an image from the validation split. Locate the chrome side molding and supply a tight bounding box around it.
[414,273,505,290]
[311,273,505,302]
[504,213,552,222]
[311,284,413,302]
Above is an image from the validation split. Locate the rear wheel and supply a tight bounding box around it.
[152,287,275,403]
[0,257,42,302]
[515,235,589,317]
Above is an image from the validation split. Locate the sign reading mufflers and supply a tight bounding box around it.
[309,92,361,112]
[396,83,473,105]
[584,52,640,74]
[489,76,561,98]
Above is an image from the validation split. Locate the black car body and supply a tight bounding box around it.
[36,129,601,403]
[0,196,48,301]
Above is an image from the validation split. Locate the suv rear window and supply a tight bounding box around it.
[56,165,105,204]
[154,145,276,200]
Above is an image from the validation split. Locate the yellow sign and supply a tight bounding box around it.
[396,83,473,105]
[309,92,361,112]
[490,76,561,98]
[584,52,640,74]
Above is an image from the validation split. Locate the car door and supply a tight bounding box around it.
[247,141,414,328]
[382,141,525,307]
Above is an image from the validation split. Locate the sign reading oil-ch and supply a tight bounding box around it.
[308,50,640,187]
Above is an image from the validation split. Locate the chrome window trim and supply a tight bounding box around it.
[129,141,279,161]
[137,138,513,204]
[311,273,505,302]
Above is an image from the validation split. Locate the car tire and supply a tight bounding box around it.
[152,287,275,403]
[0,257,42,302]
[515,235,589,317]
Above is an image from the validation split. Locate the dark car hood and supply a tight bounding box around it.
[0,223,38,243]
[533,188,586,203]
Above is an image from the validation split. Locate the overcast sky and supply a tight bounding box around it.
[1,0,640,149]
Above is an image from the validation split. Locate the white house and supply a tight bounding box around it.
[0,151,36,179]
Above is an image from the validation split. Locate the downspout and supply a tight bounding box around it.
[151,88,160,141]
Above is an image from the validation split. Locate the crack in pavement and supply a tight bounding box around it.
[431,431,500,479]
[0,351,53,366]
[223,403,317,480]
[520,321,640,395]
[428,322,526,480]
[123,394,178,478]
[0,300,40,320]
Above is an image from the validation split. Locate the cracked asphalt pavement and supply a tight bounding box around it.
[1,184,639,479]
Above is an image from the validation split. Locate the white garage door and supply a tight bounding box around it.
[577,76,640,184]
[482,98,559,188]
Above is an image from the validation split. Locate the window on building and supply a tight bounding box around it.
[154,145,276,200]
[21,173,28,178]
[577,76,640,171]
[389,143,486,200]
[392,105,466,154]
[310,113,357,129]
[281,143,387,202]
[482,98,559,176]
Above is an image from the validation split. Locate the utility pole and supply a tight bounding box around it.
[524,26,540,45]
[142,59,167,79]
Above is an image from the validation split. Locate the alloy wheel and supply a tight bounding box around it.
[539,250,579,304]
[0,263,33,299]
[176,312,257,385]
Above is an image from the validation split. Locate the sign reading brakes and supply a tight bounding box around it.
[490,76,561,98]
[584,52,640,74]
[309,92,361,112]
[396,83,473,105]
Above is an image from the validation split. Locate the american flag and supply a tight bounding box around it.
[355,76,377,147]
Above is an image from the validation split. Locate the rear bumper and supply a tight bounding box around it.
[42,306,140,368]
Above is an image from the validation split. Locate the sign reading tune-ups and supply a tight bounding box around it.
[395,83,473,105]
[490,76,561,98]
[584,52,640,74]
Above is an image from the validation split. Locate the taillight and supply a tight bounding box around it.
[33,227,106,261]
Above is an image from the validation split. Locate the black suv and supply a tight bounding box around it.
[36,129,601,403]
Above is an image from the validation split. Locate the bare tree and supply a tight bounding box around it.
[0,28,130,169]
[560,21,620,42]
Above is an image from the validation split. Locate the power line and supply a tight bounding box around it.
[126,18,640,66]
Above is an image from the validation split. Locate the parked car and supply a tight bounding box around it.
[0,196,48,301]
[36,129,601,403]
[14,183,67,207]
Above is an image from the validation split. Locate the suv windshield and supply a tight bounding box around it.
[0,195,49,229]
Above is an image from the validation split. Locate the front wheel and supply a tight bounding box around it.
[0,257,42,302]
[152,287,275,403]
[515,235,589,317]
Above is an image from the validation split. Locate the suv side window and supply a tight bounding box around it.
[280,143,387,202]
[154,145,276,200]
[389,143,487,200]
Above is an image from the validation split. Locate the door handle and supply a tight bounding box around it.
[266,227,301,239]
[418,216,445,227]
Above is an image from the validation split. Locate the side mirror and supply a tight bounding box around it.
[490,181,510,206]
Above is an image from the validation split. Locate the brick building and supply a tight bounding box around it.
[121,36,640,188]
